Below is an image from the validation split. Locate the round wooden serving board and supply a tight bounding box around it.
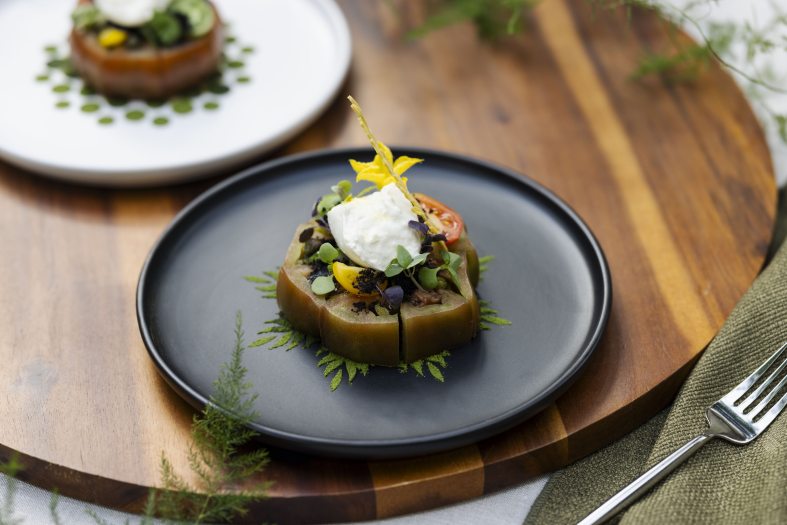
[0,0,776,523]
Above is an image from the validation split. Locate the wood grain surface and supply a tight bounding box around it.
[0,0,777,523]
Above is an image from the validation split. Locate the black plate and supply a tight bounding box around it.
[137,148,611,459]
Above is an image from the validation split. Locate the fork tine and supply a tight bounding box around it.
[738,354,787,411]
[753,388,787,432]
[747,373,787,420]
[722,342,787,405]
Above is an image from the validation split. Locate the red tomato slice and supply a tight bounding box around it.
[414,193,464,244]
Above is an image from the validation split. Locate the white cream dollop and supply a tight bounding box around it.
[95,0,169,27]
[327,184,422,272]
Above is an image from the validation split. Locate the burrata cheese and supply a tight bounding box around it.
[327,184,422,272]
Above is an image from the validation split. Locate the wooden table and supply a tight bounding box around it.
[0,0,776,523]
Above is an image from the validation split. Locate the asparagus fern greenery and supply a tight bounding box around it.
[0,313,269,524]
[245,255,511,392]
[154,312,269,524]
[410,0,787,143]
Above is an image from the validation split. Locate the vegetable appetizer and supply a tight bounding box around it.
[277,99,481,366]
[69,0,222,99]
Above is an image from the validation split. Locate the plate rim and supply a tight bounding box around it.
[0,0,353,187]
[136,146,613,458]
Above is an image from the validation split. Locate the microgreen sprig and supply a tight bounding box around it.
[385,245,430,290]
[419,251,463,291]
[314,179,353,218]
[310,242,341,296]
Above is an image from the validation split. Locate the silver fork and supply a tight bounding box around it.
[578,341,787,525]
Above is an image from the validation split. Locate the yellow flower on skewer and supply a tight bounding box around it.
[349,142,423,189]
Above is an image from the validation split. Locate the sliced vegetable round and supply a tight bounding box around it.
[414,193,464,244]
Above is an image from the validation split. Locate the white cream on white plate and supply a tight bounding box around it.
[327,184,422,272]
[95,0,170,28]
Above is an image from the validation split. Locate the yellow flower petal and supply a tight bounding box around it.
[349,159,374,173]
[350,148,418,189]
[393,156,423,176]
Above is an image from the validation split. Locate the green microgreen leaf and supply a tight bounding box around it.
[408,252,429,269]
[396,245,413,268]
[71,4,105,30]
[148,11,182,46]
[446,267,461,290]
[316,193,341,216]
[418,266,440,290]
[311,276,335,295]
[331,179,353,199]
[447,251,462,271]
[317,242,339,264]
[385,262,404,277]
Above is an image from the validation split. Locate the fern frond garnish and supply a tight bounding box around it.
[479,299,513,331]
[155,312,269,524]
[478,254,495,281]
[246,262,512,389]
[243,269,278,299]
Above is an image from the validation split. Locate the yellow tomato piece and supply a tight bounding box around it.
[333,262,384,296]
[98,28,128,49]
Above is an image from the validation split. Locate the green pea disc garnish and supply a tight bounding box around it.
[126,110,145,121]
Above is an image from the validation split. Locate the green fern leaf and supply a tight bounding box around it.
[427,362,445,382]
[317,353,338,367]
[323,359,343,376]
[243,275,269,283]
[480,315,512,326]
[427,354,447,367]
[330,369,344,391]
[411,360,425,376]
[346,360,358,382]
[248,335,276,347]
[269,332,293,349]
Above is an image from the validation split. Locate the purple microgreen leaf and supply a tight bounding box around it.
[408,220,429,236]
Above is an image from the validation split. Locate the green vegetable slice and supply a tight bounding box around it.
[169,0,216,38]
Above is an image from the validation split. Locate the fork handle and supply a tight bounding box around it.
[577,432,713,525]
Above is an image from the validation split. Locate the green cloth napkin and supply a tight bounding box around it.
[525,188,787,525]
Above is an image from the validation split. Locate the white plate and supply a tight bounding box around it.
[0,0,351,186]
